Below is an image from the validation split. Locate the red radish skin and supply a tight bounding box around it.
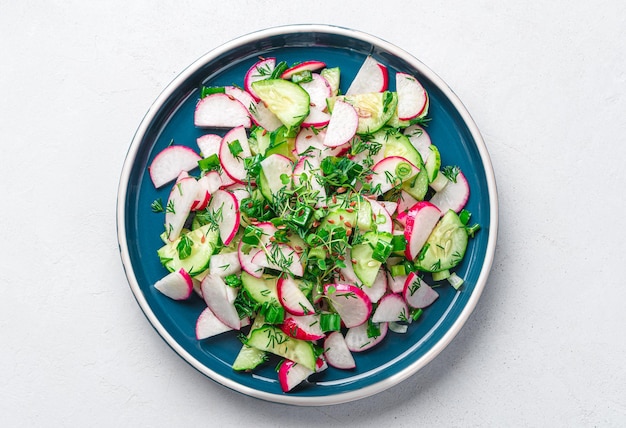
[277,276,315,316]
[403,272,439,309]
[244,57,276,101]
[324,283,372,328]
[429,171,471,214]
[219,126,252,183]
[280,314,325,341]
[301,106,331,128]
[153,268,193,300]
[281,60,326,80]
[346,56,388,95]
[277,357,326,393]
[207,190,240,246]
[323,100,358,148]
[345,321,388,352]
[149,145,201,189]
[404,201,441,260]
[323,331,356,370]
[194,93,251,128]
[200,273,241,330]
[396,72,428,121]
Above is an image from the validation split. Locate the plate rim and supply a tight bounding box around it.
[116,23,498,406]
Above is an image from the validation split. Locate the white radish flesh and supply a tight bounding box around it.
[346,56,388,95]
[371,293,409,323]
[369,156,419,195]
[251,243,304,277]
[207,190,240,246]
[200,273,241,330]
[153,268,193,300]
[244,57,276,101]
[403,272,439,308]
[194,93,251,128]
[345,321,388,352]
[429,171,470,214]
[323,331,356,370]
[404,201,442,260]
[195,306,233,340]
[277,276,315,316]
[149,145,201,189]
[208,251,241,278]
[219,126,252,183]
[323,100,358,148]
[280,314,325,341]
[324,283,372,328]
[165,176,200,242]
[396,72,428,120]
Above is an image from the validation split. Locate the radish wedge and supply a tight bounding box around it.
[345,321,388,352]
[194,93,251,128]
[149,145,201,189]
[429,170,470,213]
[154,268,193,300]
[208,251,241,278]
[323,331,356,370]
[277,276,315,315]
[324,283,372,328]
[195,306,234,340]
[251,243,304,277]
[219,126,252,183]
[361,269,388,304]
[244,57,276,101]
[299,73,332,108]
[281,60,326,80]
[396,72,428,120]
[404,272,439,308]
[404,201,442,260]
[277,357,326,392]
[369,156,419,195]
[165,176,200,242]
[206,189,240,246]
[323,100,358,148]
[224,85,255,111]
[249,100,283,132]
[200,273,240,330]
[281,314,325,341]
[371,293,409,323]
[346,56,388,95]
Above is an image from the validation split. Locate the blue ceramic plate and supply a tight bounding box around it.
[117,25,498,406]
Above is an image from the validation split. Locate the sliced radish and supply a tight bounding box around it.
[194,93,251,128]
[299,73,332,108]
[324,283,372,328]
[387,271,408,294]
[404,201,441,260]
[338,249,358,284]
[396,72,428,120]
[251,243,304,277]
[397,190,420,216]
[371,293,409,323]
[346,56,388,95]
[224,85,255,111]
[196,134,222,157]
[281,60,326,80]
[195,306,233,340]
[153,268,193,300]
[165,176,200,241]
[226,184,251,206]
[294,128,348,158]
[281,314,325,341]
[237,222,277,278]
[369,156,419,195]
[277,356,326,393]
[301,106,331,128]
[149,145,201,189]
[218,125,252,183]
[323,331,356,370]
[323,100,358,148]
[200,273,240,330]
[244,57,276,101]
[199,170,222,195]
[378,200,398,216]
[345,321,388,352]
[429,171,470,214]
[277,276,315,315]
[403,272,439,308]
[249,100,283,131]
[207,189,240,246]
[404,124,432,163]
[209,251,241,278]
[360,268,388,304]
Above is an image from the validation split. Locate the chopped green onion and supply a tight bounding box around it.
[372,239,393,263]
[366,319,381,338]
[411,308,423,321]
[200,86,225,98]
[320,313,341,332]
[290,70,312,83]
[198,153,221,172]
[447,272,464,290]
[176,235,193,260]
[259,302,284,325]
[390,264,407,277]
[242,225,264,246]
[224,274,242,288]
[391,234,407,253]
[228,139,244,157]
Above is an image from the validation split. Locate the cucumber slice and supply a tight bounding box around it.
[382,129,422,168]
[249,126,271,156]
[415,210,469,272]
[424,145,441,183]
[251,79,310,128]
[246,325,317,370]
[329,92,398,135]
[402,167,429,201]
[233,315,267,371]
[351,232,392,287]
[156,225,219,276]
[240,272,279,305]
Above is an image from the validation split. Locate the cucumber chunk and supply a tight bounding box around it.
[351,232,392,287]
[251,79,310,128]
[156,225,219,276]
[246,325,317,370]
[415,210,469,273]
